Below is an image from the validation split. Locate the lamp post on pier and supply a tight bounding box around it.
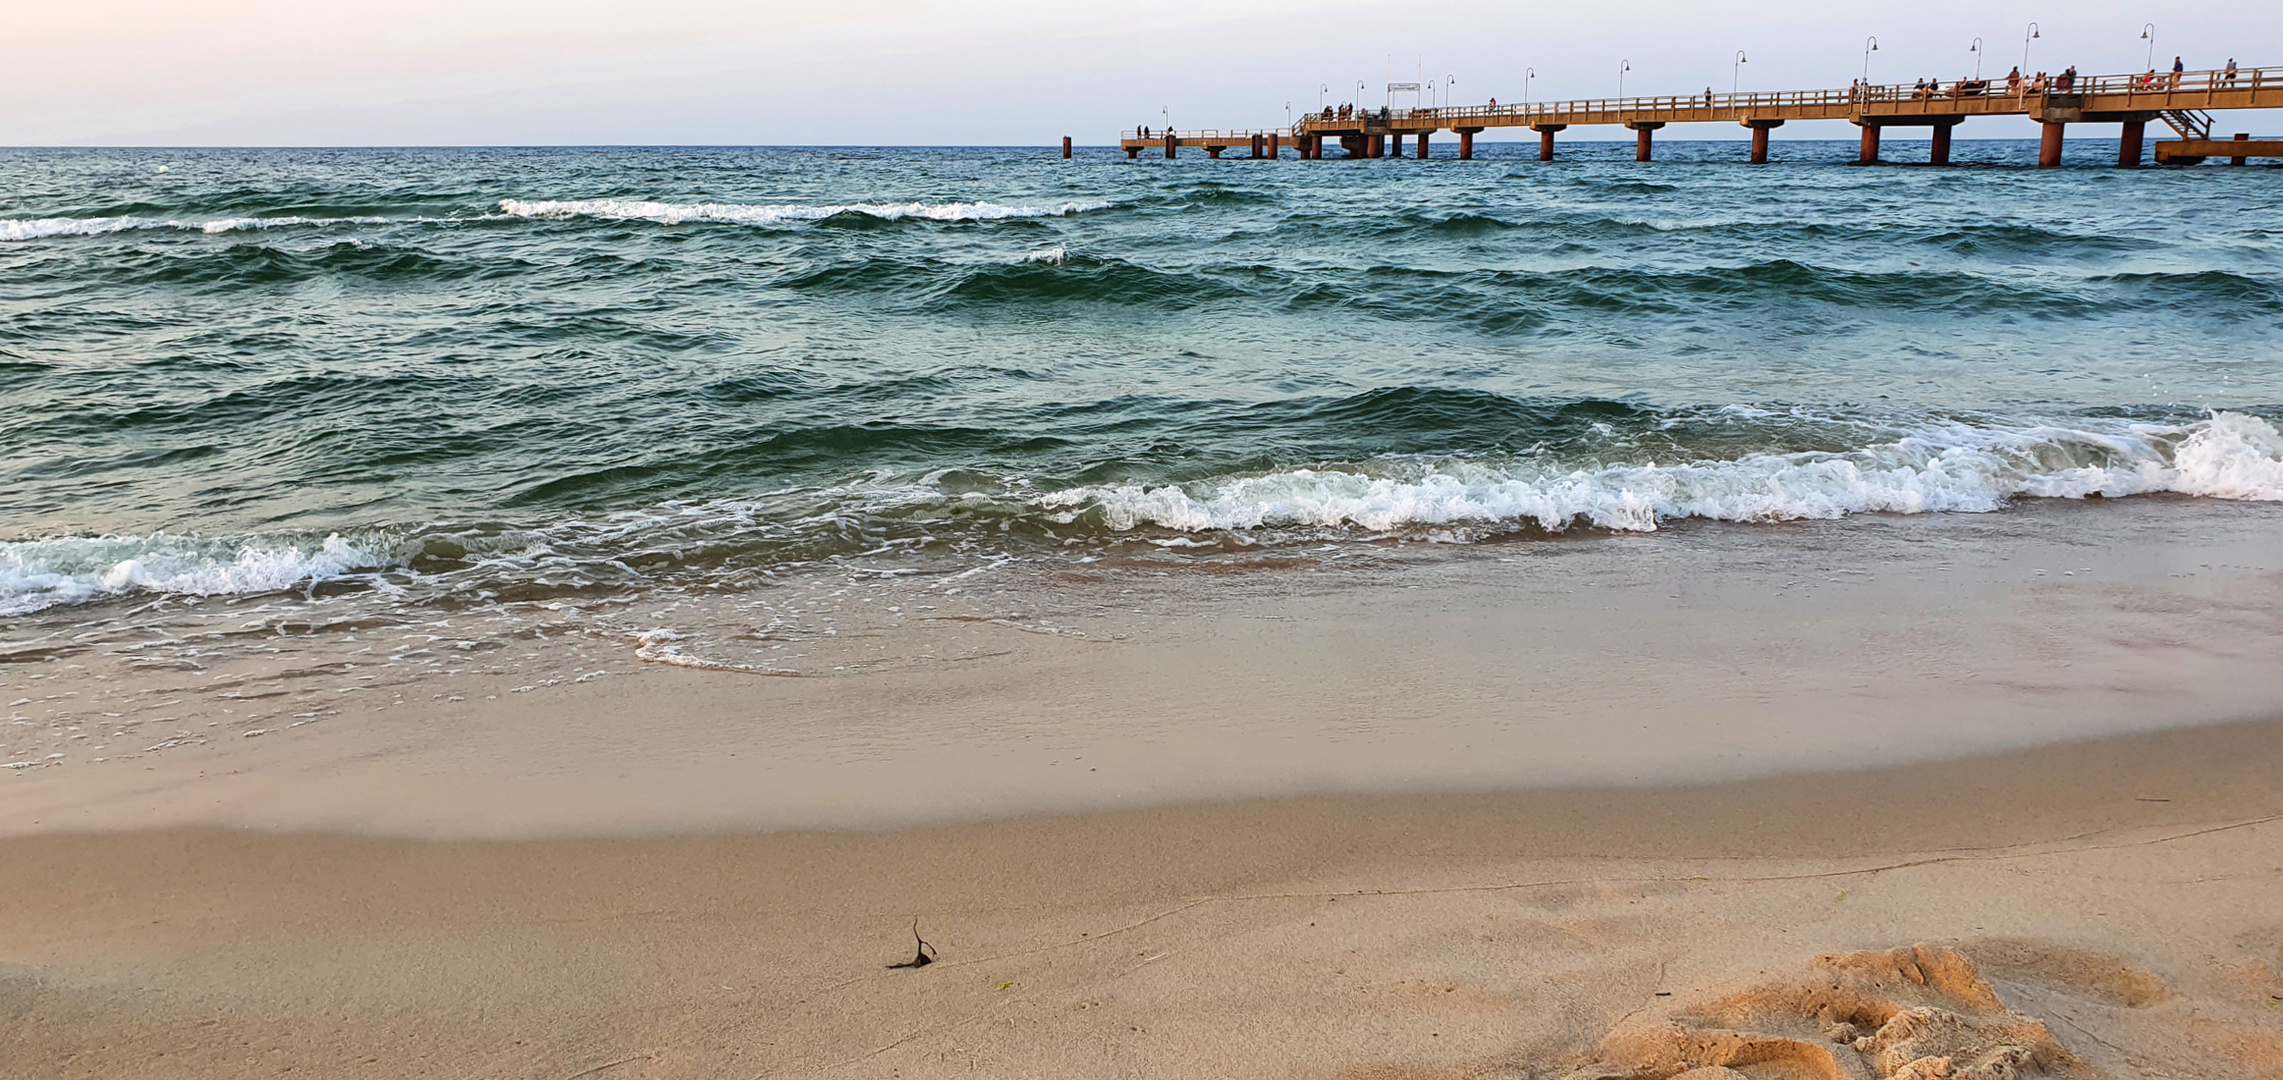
[1618,59,1631,99]
[1447,75,1455,109]
[2022,23,2039,75]
[1970,37,1983,79]
[2141,24,2156,71]
[1524,67,1535,107]
[1863,36,1878,85]
[1319,84,1328,110]
[1733,50,1747,94]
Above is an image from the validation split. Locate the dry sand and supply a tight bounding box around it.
[6,718,2283,1079]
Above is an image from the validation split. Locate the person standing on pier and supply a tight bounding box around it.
[2171,56,2184,89]
[2226,58,2239,83]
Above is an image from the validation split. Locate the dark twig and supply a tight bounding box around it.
[887,917,936,969]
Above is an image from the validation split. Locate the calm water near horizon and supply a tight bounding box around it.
[3,141,2280,671]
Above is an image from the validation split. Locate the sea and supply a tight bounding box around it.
[4,140,2281,681]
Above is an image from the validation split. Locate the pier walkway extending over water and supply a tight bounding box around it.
[1108,65,2283,166]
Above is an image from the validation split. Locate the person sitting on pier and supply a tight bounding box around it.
[2058,66,2076,91]
[1912,78,1927,100]
[2007,66,2023,96]
[1704,87,1713,105]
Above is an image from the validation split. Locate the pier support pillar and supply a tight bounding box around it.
[2233,132,2251,166]
[1250,134,1262,159]
[1268,132,1280,159]
[1207,145,1222,159]
[1125,146,1139,160]
[1627,123,1663,161]
[1858,124,1880,164]
[1165,133,1177,160]
[1416,132,1430,159]
[1743,119,1782,164]
[1457,129,1476,159]
[1062,136,1071,159]
[2118,120,2144,166]
[1930,122,1954,166]
[2038,122,2064,168]
[1533,125,1564,161]
[1369,134,1384,159]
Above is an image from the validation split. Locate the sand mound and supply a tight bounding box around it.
[1565,945,2092,1080]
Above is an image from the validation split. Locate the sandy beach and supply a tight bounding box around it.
[5,502,2283,1078]
[6,718,2283,1079]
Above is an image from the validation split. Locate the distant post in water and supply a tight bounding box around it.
[1165,132,1177,160]
[1267,132,1280,159]
[1062,136,1072,159]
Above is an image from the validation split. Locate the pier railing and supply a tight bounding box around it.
[1274,65,2278,137]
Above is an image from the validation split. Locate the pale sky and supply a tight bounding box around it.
[6,0,2277,144]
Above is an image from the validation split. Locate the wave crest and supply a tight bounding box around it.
[495,198,1104,227]
[1039,412,2283,536]
[0,533,393,616]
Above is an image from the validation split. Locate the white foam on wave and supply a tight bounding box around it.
[0,214,399,242]
[496,198,1105,227]
[0,533,390,616]
[1038,411,2283,536]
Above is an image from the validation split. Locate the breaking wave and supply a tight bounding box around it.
[0,533,395,616]
[0,215,396,242]
[1039,412,2283,535]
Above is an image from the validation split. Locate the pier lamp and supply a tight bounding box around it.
[2022,23,2039,73]
[1733,50,1747,95]
[1525,67,1535,106]
[1969,37,1982,79]
[1447,75,1456,109]
[1619,59,1631,99]
[1863,36,1878,85]
[2141,24,2155,71]
[1357,80,1367,111]
[1162,106,1170,135]
[1319,84,1328,109]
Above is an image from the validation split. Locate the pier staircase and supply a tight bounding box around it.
[2160,108,2214,139]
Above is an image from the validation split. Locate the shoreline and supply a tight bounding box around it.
[7,717,2282,1078]
[6,495,2281,839]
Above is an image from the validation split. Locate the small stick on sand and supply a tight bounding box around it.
[887,918,936,969]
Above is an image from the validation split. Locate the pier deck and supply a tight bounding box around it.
[1114,66,2283,166]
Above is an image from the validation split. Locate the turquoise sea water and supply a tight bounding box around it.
[3,142,2280,625]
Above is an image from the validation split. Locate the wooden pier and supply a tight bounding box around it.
[1114,65,2283,166]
